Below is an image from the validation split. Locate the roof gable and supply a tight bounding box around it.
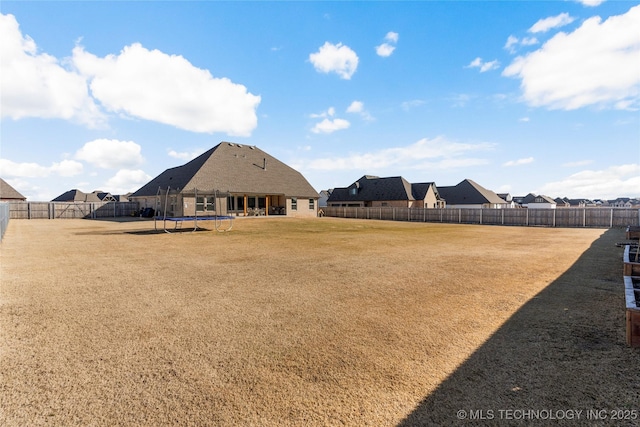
[0,178,26,200]
[328,175,414,202]
[438,179,506,205]
[411,182,440,201]
[132,142,318,198]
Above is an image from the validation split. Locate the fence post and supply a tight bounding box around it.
[480,209,483,225]
[583,208,586,227]
[610,208,613,228]
[553,209,556,228]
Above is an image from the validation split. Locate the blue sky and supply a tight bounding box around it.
[1,0,639,201]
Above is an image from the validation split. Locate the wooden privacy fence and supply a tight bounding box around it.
[9,201,139,219]
[323,206,640,228]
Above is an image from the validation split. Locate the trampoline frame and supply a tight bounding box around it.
[153,187,234,233]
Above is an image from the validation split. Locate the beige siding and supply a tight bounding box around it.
[287,197,317,217]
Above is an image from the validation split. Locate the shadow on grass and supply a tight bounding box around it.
[399,228,640,426]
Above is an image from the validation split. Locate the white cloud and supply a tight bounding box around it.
[346,100,374,121]
[310,107,336,118]
[72,43,261,136]
[104,169,153,195]
[529,12,576,33]
[466,57,500,72]
[311,118,350,134]
[168,149,204,161]
[401,99,426,111]
[0,158,83,178]
[375,43,396,57]
[575,0,606,7]
[503,5,640,111]
[0,13,104,127]
[505,35,539,54]
[309,42,359,79]
[75,139,144,169]
[562,160,594,167]
[376,31,399,57]
[346,101,363,113]
[537,164,640,199]
[384,31,399,44]
[503,157,534,167]
[306,137,495,171]
[505,35,519,52]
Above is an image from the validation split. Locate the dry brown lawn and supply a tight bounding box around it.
[0,217,638,426]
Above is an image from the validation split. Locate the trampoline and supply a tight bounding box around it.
[157,215,234,233]
[153,187,234,233]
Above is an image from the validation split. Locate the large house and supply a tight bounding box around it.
[327,175,444,208]
[129,142,319,217]
[437,179,507,209]
[0,178,26,201]
[515,193,557,209]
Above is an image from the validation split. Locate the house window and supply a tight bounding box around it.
[309,199,315,210]
[196,196,215,212]
[350,187,357,196]
[227,196,235,211]
[291,198,297,210]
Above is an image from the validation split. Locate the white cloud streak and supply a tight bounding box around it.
[168,149,205,161]
[0,158,83,178]
[309,42,359,79]
[311,118,350,134]
[537,164,640,199]
[529,12,576,33]
[503,157,534,167]
[467,57,500,72]
[575,0,606,7]
[503,5,640,111]
[306,137,495,171]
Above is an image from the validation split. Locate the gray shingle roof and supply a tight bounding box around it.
[0,178,26,200]
[327,176,414,203]
[51,189,102,202]
[438,179,506,205]
[411,182,440,201]
[131,142,319,198]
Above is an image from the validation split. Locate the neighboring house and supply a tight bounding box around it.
[51,189,118,203]
[564,198,590,208]
[438,179,508,209]
[519,193,557,209]
[610,198,640,208]
[498,193,518,208]
[554,197,570,208]
[412,182,446,208]
[129,142,319,217]
[327,175,444,208]
[0,178,27,201]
